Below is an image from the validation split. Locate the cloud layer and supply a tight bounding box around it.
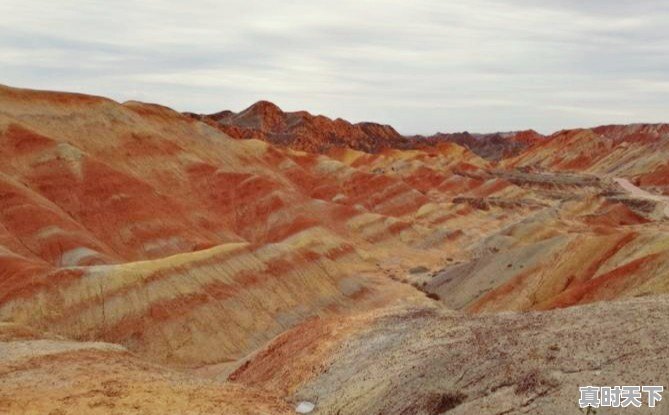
[1,0,668,134]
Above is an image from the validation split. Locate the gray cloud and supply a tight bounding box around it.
[1,0,668,134]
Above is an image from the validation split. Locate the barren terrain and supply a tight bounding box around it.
[0,84,667,414]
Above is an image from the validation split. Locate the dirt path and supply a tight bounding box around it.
[614,177,669,217]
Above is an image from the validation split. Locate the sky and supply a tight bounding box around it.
[1,0,668,135]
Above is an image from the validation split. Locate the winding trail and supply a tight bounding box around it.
[614,177,669,218]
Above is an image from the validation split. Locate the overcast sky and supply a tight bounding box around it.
[1,0,668,134]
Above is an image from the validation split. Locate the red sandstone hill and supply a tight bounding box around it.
[188,100,410,153]
[410,130,544,161]
[504,123,669,195]
[189,101,544,159]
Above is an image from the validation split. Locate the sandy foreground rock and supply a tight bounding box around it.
[3,295,667,414]
[0,324,291,415]
[232,295,669,414]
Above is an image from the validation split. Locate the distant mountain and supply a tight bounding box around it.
[188,100,410,153]
[189,101,544,159]
[410,130,544,161]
